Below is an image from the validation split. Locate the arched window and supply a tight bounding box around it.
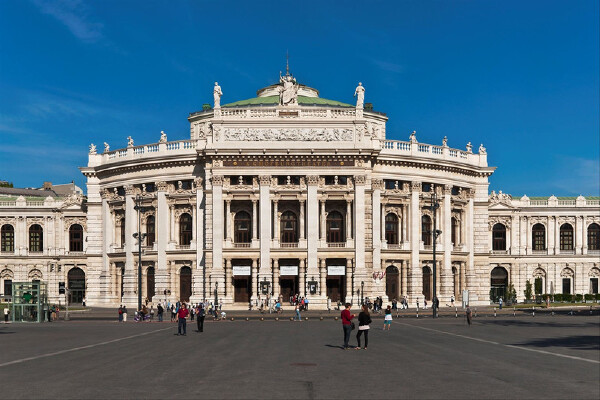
[1,224,14,253]
[29,224,43,252]
[385,214,399,245]
[422,266,432,300]
[492,223,507,251]
[146,266,155,299]
[180,266,192,302]
[68,267,85,304]
[179,213,192,246]
[234,211,251,243]
[146,216,155,247]
[326,211,344,243]
[490,266,508,302]
[385,265,399,300]
[421,215,432,246]
[532,223,546,251]
[69,224,83,252]
[280,211,298,243]
[588,223,600,251]
[119,217,125,248]
[560,224,574,251]
[451,217,459,245]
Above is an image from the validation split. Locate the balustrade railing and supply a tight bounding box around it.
[280,242,299,248]
[327,242,346,248]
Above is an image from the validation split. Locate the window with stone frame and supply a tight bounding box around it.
[532,224,546,250]
[492,223,507,251]
[1,224,14,252]
[421,215,432,246]
[280,211,298,243]
[588,223,600,250]
[119,217,125,248]
[29,224,43,252]
[179,213,192,246]
[559,223,574,250]
[146,216,155,247]
[234,211,251,243]
[326,210,345,243]
[69,224,83,252]
[385,213,399,245]
[451,217,459,245]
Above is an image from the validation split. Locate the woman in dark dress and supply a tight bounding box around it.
[355,304,372,350]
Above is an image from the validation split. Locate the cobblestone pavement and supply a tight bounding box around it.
[0,315,598,399]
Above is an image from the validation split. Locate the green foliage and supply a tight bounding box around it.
[0,181,13,188]
[534,278,543,295]
[524,280,533,301]
[489,287,494,301]
[507,284,517,302]
[574,294,583,302]
[562,294,573,302]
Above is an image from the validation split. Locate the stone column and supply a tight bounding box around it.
[401,260,408,297]
[582,216,587,255]
[510,215,518,255]
[193,178,204,302]
[442,185,452,300]
[273,259,280,299]
[122,186,137,306]
[273,199,279,245]
[225,258,232,299]
[346,199,353,240]
[402,204,408,244]
[169,204,176,243]
[555,220,561,254]
[320,199,326,242]
[548,216,555,255]
[306,176,319,287]
[225,199,231,242]
[211,176,225,299]
[346,258,353,303]
[299,258,306,297]
[520,216,527,255]
[380,205,386,243]
[156,182,169,302]
[466,190,475,287]
[251,200,258,241]
[575,216,583,255]
[319,258,326,297]
[299,200,305,240]
[259,176,271,281]
[251,258,258,303]
[372,179,382,274]
[460,262,466,301]
[354,175,366,284]
[409,181,422,302]
[101,196,112,299]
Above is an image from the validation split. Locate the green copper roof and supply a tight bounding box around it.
[223,95,353,108]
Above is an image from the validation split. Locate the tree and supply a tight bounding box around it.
[507,283,517,303]
[524,280,533,302]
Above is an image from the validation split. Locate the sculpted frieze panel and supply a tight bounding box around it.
[557,217,576,227]
[223,127,353,142]
[488,216,511,230]
[64,217,87,231]
[489,190,512,206]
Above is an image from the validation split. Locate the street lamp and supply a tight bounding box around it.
[361,281,364,306]
[429,189,442,319]
[214,281,219,308]
[133,195,147,313]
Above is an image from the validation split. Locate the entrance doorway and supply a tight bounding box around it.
[180,267,191,302]
[326,276,346,302]
[146,267,155,300]
[233,276,251,303]
[386,266,399,301]
[68,267,85,304]
[280,276,298,302]
[490,266,508,302]
[422,266,432,301]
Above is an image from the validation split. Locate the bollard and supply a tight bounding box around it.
[570,308,573,316]
[591,306,593,315]
[334,316,339,321]
[455,307,458,318]
[290,317,293,321]
[416,309,419,318]
[246,317,249,321]
[474,308,477,318]
[513,307,516,317]
[532,306,535,317]
[320,316,324,321]
[304,317,309,321]
[231,317,234,321]
[551,307,554,316]
[494,308,497,318]
[260,317,264,321]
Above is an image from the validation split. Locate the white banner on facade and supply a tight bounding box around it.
[280,266,298,276]
[327,266,345,276]
[232,266,251,276]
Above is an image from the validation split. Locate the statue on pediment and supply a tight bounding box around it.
[279,72,298,106]
[354,82,365,109]
[213,82,223,108]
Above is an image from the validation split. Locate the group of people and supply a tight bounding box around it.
[340,303,395,350]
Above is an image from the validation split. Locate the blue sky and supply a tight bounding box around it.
[1,0,598,196]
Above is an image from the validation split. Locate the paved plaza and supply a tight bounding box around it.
[0,314,599,399]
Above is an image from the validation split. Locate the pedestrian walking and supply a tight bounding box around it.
[327,297,331,313]
[190,305,195,321]
[150,306,155,321]
[499,297,503,310]
[304,297,309,310]
[466,305,472,326]
[383,305,392,330]
[341,303,355,350]
[177,302,189,336]
[295,304,301,321]
[196,304,205,332]
[4,307,10,322]
[122,306,127,322]
[171,305,177,322]
[355,304,372,350]
[450,295,455,308]
[157,303,164,322]
[118,305,123,322]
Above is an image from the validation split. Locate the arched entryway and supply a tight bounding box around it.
[68,267,85,304]
[422,266,432,301]
[146,266,155,301]
[385,265,399,301]
[179,266,192,302]
[490,266,508,302]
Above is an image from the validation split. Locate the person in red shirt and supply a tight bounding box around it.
[177,302,189,336]
[341,303,355,349]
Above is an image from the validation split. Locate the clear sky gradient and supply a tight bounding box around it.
[1,1,598,197]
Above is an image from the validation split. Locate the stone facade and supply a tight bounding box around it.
[1,76,598,308]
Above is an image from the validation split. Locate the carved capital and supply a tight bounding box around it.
[212,175,224,186]
[193,177,204,190]
[444,184,453,195]
[355,175,366,185]
[306,175,319,186]
[411,181,421,192]
[259,175,271,185]
[371,179,384,191]
[156,181,168,192]
[124,185,136,196]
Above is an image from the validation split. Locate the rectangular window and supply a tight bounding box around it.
[560,230,573,250]
[591,278,599,294]
[562,278,571,295]
[533,231,546,251]
[3,279,12,296]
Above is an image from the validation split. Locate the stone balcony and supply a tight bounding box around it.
[87,140,197,167]
[380,139,488,168]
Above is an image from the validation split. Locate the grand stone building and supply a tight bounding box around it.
[1,72,599,308]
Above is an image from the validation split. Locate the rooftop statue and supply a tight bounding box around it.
[159,130,167,143]
[127,136,134,147]
[279,72,298,106]
[354,82,365,109]
[213,82,223,109]
[103,142,110,153]
[89,143,97,154]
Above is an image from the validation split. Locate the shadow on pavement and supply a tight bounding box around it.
[512,335,600,351]
[324,344,344,350]
[474,319,600,329]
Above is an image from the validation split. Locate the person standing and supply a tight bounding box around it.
[177,302,189,336]
[499,297,503,310]
[327,297,331,313]
[196,304,205,332]
[466,305,472,326]
[118,305,123,322]
[383,305,392,330]
[4,306,10,323]
[341,303,355,350]
[157,303,164,322]
[450,295,455,308]
[355,304,372,350]
[304,297,309,310]
[295,303,301,321]
[122,306,127,322]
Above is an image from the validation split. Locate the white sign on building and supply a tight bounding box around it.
[328,266,345,276]
[280,266,298,276]
[232,266,251,276]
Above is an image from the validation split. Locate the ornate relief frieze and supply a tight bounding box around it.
[61,193,84,208]
[529,218,547,227]
[451,211,462,221]
[560,268,574,278]
[174,206,193,219]
[0,217,16,226]
[489,190,512,206]
[193,178,204,190]
[223,127,353,142]
[488,216,512,230]
[64,217,87,230]
[28,269,43,280]
[557,216,576,226]
[101,188,124,202]
[533,267,546,278]
[589,267,600,277]
[124,184,137,196]
[26,218,45,228]
[385,207,403,218]
[0,269,13,279]
[371,179,385,191]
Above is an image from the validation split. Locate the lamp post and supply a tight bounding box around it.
[429,189,442,319]
[361,281,364,306]
[133,195,147,313]
[214,281,219,309]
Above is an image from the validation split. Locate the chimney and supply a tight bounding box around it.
[43,181,52,190]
